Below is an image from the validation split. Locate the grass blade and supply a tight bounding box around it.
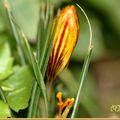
[41,11,59,77]
[27,81,38,118]
[39,4,54,73]
[20,31,49,117]
[71,47,93,118]
[4,0,26,65]
[37,2,46,64]
[71,4,93,118]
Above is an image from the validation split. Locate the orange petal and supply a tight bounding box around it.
[46,5,79,82]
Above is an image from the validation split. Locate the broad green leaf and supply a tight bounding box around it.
[1,65,33,112]
[0,42,14,81]
[0,100,11,118]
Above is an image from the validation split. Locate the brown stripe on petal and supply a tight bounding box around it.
[51,21,69,79]
[54,21,68,64]
[48,21,66,78]
[46,5,79,82]
[54,25,70,76]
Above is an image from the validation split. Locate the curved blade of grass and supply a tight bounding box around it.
[4,0,26,65]
[71,4,93,118]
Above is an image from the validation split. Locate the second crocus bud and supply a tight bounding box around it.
[46,5,79,83]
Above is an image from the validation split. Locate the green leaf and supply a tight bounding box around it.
[1,65,33,112]
[71,47,93,118]
[21,31,49,117]
[0,42,13,81]
[0,100,11,118]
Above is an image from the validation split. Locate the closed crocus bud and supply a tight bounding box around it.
[46,5,79,83]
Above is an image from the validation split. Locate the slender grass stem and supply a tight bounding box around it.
[21,32,49,117]
[71,4,93,118]
[27,81,38,118]
[32,88,40,117]
[4,0,26,65]
[71,47,93,118]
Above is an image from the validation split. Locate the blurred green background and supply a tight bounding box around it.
[0,0,120,118]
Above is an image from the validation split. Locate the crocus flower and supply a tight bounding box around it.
[46,5,79,83]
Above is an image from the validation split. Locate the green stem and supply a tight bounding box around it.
[5,2,26,65]
[71,4,93,118]
[27,81,38,118]
[23,32,49,117]
[32,89,41,117]
[71,48,93,118]
[32,4,54,117]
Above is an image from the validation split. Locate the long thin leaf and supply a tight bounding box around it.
[37,4,46,64]
[71,4,93,118]
[27,81,38,118]
[20,32,49,117]
[4,0,26,65]
[71,47,93,118]
[41,10,59,77]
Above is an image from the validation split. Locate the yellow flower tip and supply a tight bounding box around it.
[46,5,79,82]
